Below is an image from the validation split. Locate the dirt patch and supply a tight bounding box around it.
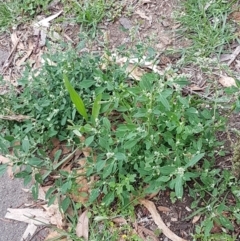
[136,190,194,240]
[102,0,186,52]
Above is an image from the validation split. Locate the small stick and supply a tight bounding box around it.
[33,30,41,54]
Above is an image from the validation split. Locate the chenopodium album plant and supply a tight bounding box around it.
[64,68,225,206]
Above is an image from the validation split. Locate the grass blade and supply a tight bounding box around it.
[92,93,102,121]
[63,73,88,121]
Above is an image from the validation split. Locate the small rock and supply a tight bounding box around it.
[119,17,132,29]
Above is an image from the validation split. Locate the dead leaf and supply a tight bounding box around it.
[16,49,33,67]
[112,217,127,224]
[10,32,19,46]
[34,11,63,28]
[45,230,68,241]
[0,155,10,164]
[33,11,63,48]
[76,210,89,240]
[43,204,63,228]
[138,225,159,241]
[0,114,32,122]
[157,206,171,213]
[0,155,14,178]
[135,9,152,23]
[140,199,188,241]
[189,85,205,91]
[218,76,236,87]
[192,215,201,224]
[51,137,61,147]
[231,11,240,22]
[126,64,145,81]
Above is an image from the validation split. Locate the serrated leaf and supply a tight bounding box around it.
[92,94,102,121]
[185,153,205,169]
[63,73,88,121]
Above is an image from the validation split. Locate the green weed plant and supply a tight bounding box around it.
[0,44,239,239]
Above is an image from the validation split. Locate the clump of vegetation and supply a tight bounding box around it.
[1,43,239,240]
[176,0,236,62]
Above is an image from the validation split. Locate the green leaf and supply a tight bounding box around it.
[184,153,205,169]
[92,94,102,121]
[22,138,30,153]
[85,135,94,146]
[102,117,111,131]
[102,161,114,178]
[35,173,43,184]
[24,175,32,186]
[63,73,88,121]
[204,219,213,238]
[45,186,55,200]
[219,216,234,231]
[61,180,72,194]
[102,191,115,206]
[124,139,139,149]
[175,175,183,199]
[95,159,106,172]
[27,157,43,166]
[156,176,171,182]
[158,95,170,111]
[61,197,71,212]
[99,137,109,149]
[54,149,62,162]
[48,195,57,206]
[0,164,7,177]
[89,188,100,203]
[160,166,175,175]
[32,183,39,200]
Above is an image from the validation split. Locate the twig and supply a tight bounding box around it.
[184,87,213,100]
[228,46,240,66]
[33,30,41,54]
